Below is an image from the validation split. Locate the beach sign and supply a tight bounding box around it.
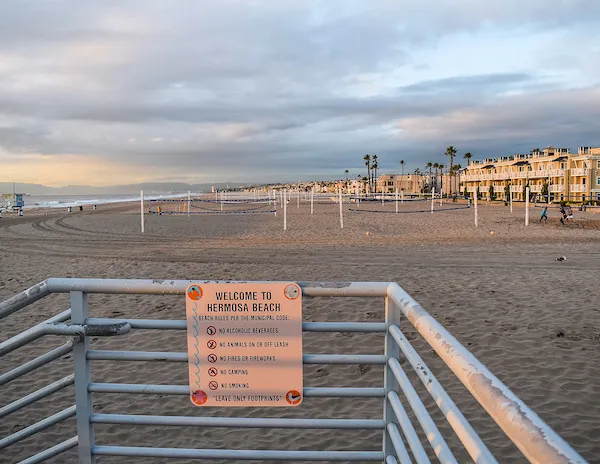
[185,282,303,407]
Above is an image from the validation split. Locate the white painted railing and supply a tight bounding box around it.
[0,279,589,464]
[570,184,587,192]
[571,168,587,176]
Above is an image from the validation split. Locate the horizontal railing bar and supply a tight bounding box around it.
[0,280,51,320]
[0,405,76,450]
[87,350,386,365]
[92,446,384,461]
[86,318,387,332]
[388,358,457,464]
[0,309,70,357]
[386,423,412,464]
[88,383,385,397]
[18,436,78,464]
[386,282,587,463]
[302,322,386,332]
[43,278,390,297]
[0,342,73,386]
[387,391,431,464]
[91,414,385,429]
[0,374,74,419]
[386,456,399,464]
[389,325,497,464]
[87,317,185,330]
[0,325,46,357]
[0,320,129,357]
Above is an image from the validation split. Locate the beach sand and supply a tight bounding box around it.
[1,199,599,463]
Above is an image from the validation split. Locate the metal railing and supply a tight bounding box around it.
[0,279,588,463]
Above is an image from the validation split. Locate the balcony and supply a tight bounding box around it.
[462,169,566,182]
[571,168,587,176]
[529,185,542,193]
[529,169,565,178]
[549,184,565,192]
[466,186,479,193]
[510,185,522,193]
[570,184,587,193]
[493,186,505,192]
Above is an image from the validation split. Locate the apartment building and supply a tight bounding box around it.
[459,146,600,203]
[377,174,424,194]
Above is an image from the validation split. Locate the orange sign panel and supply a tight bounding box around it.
[186,282,303,407]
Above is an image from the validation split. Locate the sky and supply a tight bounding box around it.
[1,0,600,187]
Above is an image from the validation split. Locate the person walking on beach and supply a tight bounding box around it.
[559,205,567,225]
[540,206,548,222]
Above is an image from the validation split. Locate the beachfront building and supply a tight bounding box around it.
[460,146,600,203]
[377,174,423,194]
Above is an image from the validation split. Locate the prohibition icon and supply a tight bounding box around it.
[208,367,218,377]
[208,381,218,391]
[207,340,217,350]
[191,390,207,405]
[284,284,300,300]
[206,326,216,336]
[207,354,217,363]
[286,390,302,405]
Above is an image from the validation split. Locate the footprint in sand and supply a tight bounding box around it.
[357,364,371,375]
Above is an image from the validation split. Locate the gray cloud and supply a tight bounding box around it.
[1,0,600,183]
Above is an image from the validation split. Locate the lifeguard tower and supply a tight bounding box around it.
[0,193,25,212]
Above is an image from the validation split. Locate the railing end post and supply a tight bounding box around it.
[71,291,96,464]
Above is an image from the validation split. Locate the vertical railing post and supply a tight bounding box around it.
[383,292,401,460]
[71,291,95,464]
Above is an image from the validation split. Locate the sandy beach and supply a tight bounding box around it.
[1,200,599,463]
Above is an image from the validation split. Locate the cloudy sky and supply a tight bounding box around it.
[1,0,599,186]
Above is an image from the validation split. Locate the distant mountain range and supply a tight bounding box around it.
[0,182,262,195]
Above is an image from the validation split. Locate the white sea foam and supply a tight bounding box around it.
[22,193,192,210]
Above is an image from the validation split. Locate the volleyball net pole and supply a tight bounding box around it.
[431,187,435,214]
[140,190,145,234]
[283,189,287,231]
[474,192,478,227]
[339,188,344,229]
[525,186,530,226]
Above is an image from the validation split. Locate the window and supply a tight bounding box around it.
[597,160,600,169]
[582,178,586,185]
[597,177,600,186]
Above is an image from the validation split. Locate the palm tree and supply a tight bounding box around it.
[463,152,472,165]
[439,163,445,193]
[372,155,378,192]
[426,161,433,187]
[445,146,457,194]
[414,168,421,175]
[433,163,440,191]
[344,169,349,182]
[364,155,371,191]
[400,159,405,177]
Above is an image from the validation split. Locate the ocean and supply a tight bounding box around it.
[22,193,191,210]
